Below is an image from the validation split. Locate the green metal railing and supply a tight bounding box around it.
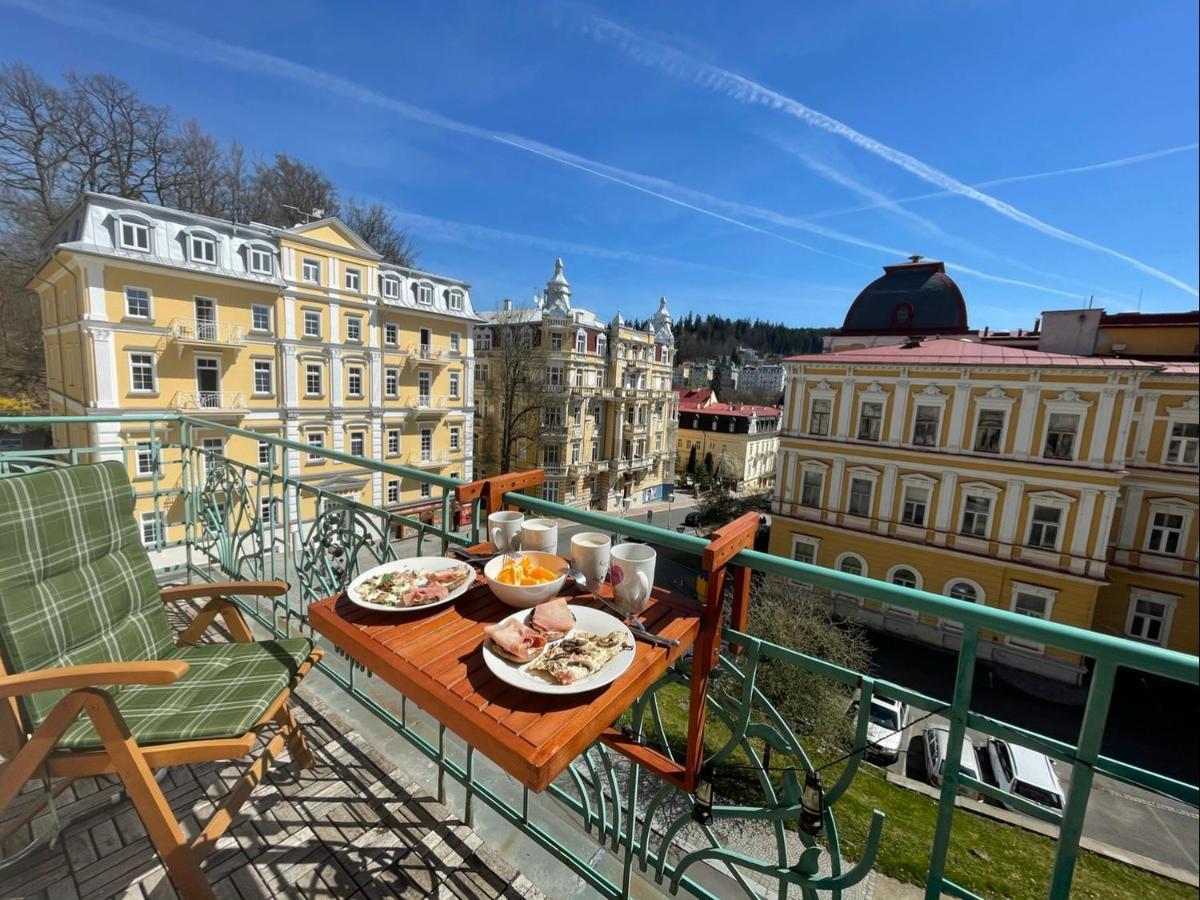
[1,412,1196,900]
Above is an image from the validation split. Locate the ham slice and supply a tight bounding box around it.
[530,598,576,639]
[407,583,448,607]
[484,619,547,663]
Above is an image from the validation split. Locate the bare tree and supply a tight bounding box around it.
[159,119,226,216]
[0,64,74,228]
[246,153,338,227]
[476,306,553,476]
[343,199,418,267]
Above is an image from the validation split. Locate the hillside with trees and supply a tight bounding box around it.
[672,312,834,361]
[0,64,418,403]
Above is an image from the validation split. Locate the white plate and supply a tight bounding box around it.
[347,557,476,613]
[482,605,635,695]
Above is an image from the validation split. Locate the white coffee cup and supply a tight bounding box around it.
[570,532,611,588]
[489,510,524,552]
[610,542,656,617]
[521,517,558,553]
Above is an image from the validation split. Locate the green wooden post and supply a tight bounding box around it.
[1047,659,1117,898]
[925,625,979,898]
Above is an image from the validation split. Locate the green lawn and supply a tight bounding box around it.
[630,683,1193,900]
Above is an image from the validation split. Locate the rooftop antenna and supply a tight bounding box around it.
[1137,289,1143,313]
[1087,294,1094,309]
[282,204,323,224]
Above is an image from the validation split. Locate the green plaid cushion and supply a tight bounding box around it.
[56,638,314,749]
[0,461,175,729]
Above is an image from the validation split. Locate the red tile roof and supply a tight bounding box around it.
[785,338,1160,368]
[679,399,781,418]
[675,387,715,405]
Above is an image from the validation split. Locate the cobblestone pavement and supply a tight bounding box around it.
[0,605,544,900]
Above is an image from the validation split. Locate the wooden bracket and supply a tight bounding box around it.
[455,470,546,518]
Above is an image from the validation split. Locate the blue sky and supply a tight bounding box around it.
[2,0,1197,329]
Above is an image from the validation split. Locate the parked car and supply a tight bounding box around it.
[985,738,1065,812]
[848,693,907,763]
[683,511,703,527]
[922,726,982,798]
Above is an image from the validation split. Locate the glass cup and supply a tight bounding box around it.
[488,510,523,552]
[610,542,656,623]
[570,531,611,590]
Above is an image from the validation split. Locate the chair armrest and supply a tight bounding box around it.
[0,661,188,699]
[160,580,289,603]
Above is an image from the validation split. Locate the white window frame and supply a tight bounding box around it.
[845,466,879,520]
[304,363,323,397]
[384,367,400,398]
[1043,411,1083,462]
[386,429,400,456]
[128,352,157,394]
[449,371,461,400]
[344,268,361,292]
[416,282,434,305]
[139,510,164,547]
[575,330,587,354]
[347,364,364,398]
[854,385,888,442]
[386,479,400,505]
[957,482,1000,545]
[1038,390,1093,463]
[420,427,433,462]
[1143,498,1195,557]
[117,215,151,252]
[969,390,1015,454]
[257,440,271,467]
[789,534,820,567]
[384,323,399,346]
[302,309,322,338]
[477,328,492,351]
[1024,491,1075,554]
[449,426,461,452]
[252,358,274,397]
[380,274,400,301]
[345,315,363,343]
[306,431,326,462]
[450,332,461,354]
[798,462,826,510]
[808,392,835,436]
[251,304,272,333]
[301,257,321,284]
[885,564,922,619]
[349,430,366,457]
[596,335,607,356]
[1124,588,1178,646]
[420,482,432,500]
[247,243,275,276]
[259,497,276,525]
[448,289,464,311]
[124,286,152,319]
[1164,404,1200,466]
[941,577,985,631]
[898,476,934,528]
[1007,583,1056,653]
[187,231,217,265]
[833,552,867,602]
[134,441,160,478]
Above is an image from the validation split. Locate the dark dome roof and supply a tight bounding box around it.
[841,258,968,335]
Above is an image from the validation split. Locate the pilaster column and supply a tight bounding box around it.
[329,348,343,411]
[1012,385,1041,459]
[1071,489,1100,559]
[933,472,959,542]
[1091,490,1120,575]
[282,345,298,406]
[826,458,845,524]
[1088,388,1118,465]
[997,479,1026,558]
[1133,392,1160,463]
[878,464,899,534]
[1118,485,1144,548]
[371,414,383,506]
[369,349,383,407]
[90,327,117,408]
[284,412,302,533]
[788,376,804,433]
[835,379,855,438]
[888,379,910,444]
[946,381,972,451]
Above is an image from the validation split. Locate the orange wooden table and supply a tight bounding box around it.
[307,572,703,792]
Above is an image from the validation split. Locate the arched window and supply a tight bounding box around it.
[575,329,586,353]
[947,581,978,603]
[837,553,866,577]
[889,567,919,589]
[597,335,607,356]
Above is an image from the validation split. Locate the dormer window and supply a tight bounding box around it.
[188,233,217,265]
[416,282,433,305]
[380,275,400,300]
[448,289,464,311]
[117,217,150,252]
[247,244,274,275]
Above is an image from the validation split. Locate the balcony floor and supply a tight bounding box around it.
[0,611,543,900]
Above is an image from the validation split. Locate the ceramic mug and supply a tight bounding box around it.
[610,542,656,617]
[489,510,524,552]
[521,517,558,552]
[570,531,611,589]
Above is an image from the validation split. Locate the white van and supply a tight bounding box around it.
[986,738,1065,812]
[848,692,907,763]
[922,726,981,799]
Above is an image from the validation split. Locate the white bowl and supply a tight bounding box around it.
[483,551,569,608]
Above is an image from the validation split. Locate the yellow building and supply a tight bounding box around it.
[32,192,479,543]
[675,388,780,492]
[770,261,1198,684]
[473,259,677,510]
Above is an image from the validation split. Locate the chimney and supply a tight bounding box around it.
[503,298,513,312]
[901,335,925,349]
[982,326,990,337]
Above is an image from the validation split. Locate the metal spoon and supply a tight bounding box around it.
[565,569,679,649]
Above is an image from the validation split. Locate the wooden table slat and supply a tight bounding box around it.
[309,574,704,792]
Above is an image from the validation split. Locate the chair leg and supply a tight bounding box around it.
[274,701,315,770]
[78,690,216,900]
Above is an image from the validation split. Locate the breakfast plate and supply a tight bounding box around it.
[347,557,476,612]
[482,604,635,695]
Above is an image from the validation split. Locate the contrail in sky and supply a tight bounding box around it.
[0,0,1092,300]
[572,9,1198,297]
[806,143,1200,221]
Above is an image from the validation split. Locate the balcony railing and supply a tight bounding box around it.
[169,390,247,413]
[401,394,451,412]
[0,412,1196,900]
[169,317,244,348]
[404,451,451,468]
